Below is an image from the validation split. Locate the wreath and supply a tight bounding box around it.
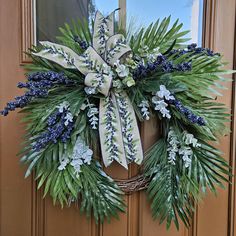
[1,10,232,229]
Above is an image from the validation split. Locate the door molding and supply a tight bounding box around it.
[21,0,36,63]
[229,4,236,234]
[199,1,236,236]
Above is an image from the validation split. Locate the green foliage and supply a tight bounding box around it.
[21,99,124,223]
[144,129,230,229]
[57,20,92,54]
[129,16,190,55]
[79,163,125,223]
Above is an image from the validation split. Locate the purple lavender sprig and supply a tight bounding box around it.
[0,71,74,116]
[168,43,220,58]
[168,99,206,126]
[73,36,89,50]
[33,105,74,151]
[133,55,192,80]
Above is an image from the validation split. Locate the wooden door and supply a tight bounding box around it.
[0,0,236,236]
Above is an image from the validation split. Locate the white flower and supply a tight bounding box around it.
[64,112,73,126]
[82,149,93,164]
[102,63,113,76]
[167,128,180,165]
[157,85,175,101]
[59,137,93,174]
[152,99,171,119]
[182,155,192,168]
[168,151,177,165]
[70,158,83,173]
[115,60,129,78]
[57,101,70,113]
[58,157,69,171]
[152,85,174,119]
[161,107,171,119]
[152,99,167,109]
[184,133,201,147]
[87,107,98,117]
[147,47,162,62]
[84,86,97,95]
[179,147,193,168]
[151,95,160,104]
[167,128,196,168]
[138,100,150,120]
[71,158,83,166]
[179,147,193,156]
[87,107,99,129]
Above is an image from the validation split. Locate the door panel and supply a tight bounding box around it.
[196,1,236,235]
[0,1,32,236]
[0,1,236,236]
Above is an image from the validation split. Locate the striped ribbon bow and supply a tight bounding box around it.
[33,10,143,169]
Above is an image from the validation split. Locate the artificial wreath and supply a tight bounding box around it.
[1,9,232,229]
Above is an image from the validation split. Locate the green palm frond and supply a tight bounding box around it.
[145,139,193,229]
[130,16,190,55]
[57,19,92,54]
[144,127,230,229]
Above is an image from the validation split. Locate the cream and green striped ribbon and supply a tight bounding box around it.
[33,10,143,169]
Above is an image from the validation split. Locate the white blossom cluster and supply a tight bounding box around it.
[84,86,97,95]
[115,60,129,78]
[81,101,99,130]
[138,100,150,120]
[102,63,113,76]
[167,128,179,165]
[178,147,193,168]
[147,48,162,62]
[56,101,73,126]
[58,137,93,174]
[183,132,201,148]
[114,60,135,87]
[87,106,99,129]
[57,101,69,112]
[152,85,174,119]
[167,128,201,168]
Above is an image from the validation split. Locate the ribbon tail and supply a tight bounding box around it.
[114,91,144,165]
[99,95,128,169]
[33,41,79,69]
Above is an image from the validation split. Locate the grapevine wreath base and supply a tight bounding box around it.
[1,9,232,229]
[116,174,149,193]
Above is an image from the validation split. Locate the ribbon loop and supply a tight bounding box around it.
[106,34,132,66]
[75,46,107,75]
[85,73,112,96]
